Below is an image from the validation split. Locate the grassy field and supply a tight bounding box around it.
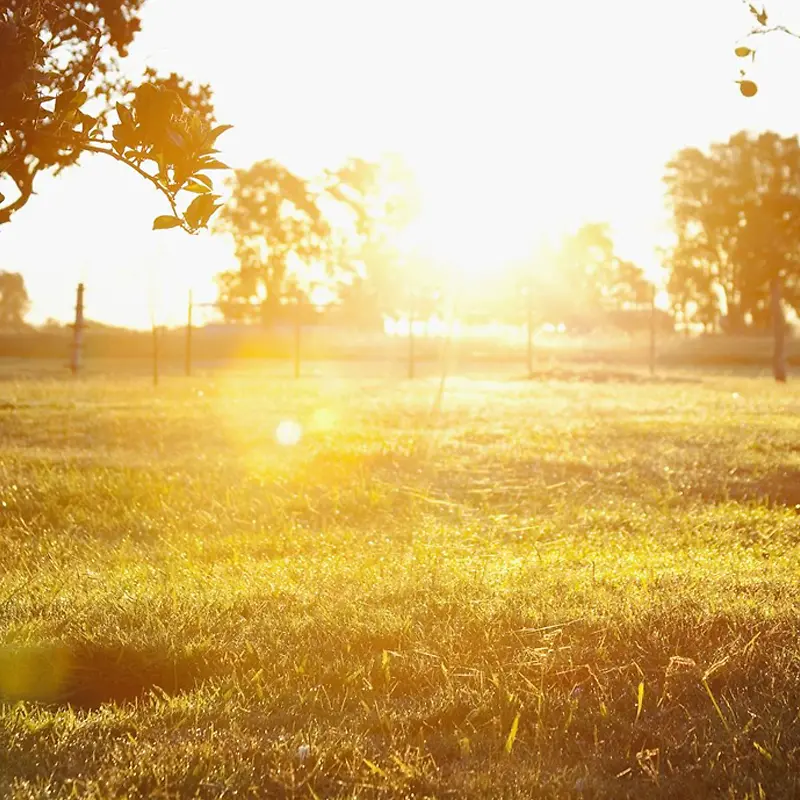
[0,367,799,798]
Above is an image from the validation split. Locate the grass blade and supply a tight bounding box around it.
[635,681,644,724]
[505,712,521,755]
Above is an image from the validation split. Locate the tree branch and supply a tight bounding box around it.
[749,24,800,40]
[0,162,41,225]
[79,140,192,232]
[42,0,100,35]
[0,136,192,232]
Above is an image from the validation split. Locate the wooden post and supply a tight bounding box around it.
[293,294,301,380]
[408,292,416,380]
[152,323,159,387]
[185,290,193,377]
[772,275,787,383]
[649,283,657,377]
[70,282,85,375]
[432,305,455,415]
[526,284,534,378]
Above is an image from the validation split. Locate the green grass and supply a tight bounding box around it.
[0,368,799,798]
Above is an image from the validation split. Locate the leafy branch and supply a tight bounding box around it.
[734,2,800,96]
[0,1,231,232]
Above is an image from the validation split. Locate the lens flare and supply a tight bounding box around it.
[0,645,71,703]
[275,420,303,446]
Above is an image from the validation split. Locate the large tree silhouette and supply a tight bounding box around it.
[665,132,800,330]
[665,131,800,380]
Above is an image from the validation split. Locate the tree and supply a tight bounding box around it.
[323,154,422,327]
[665,132,800,327]
[731,4,800,381]
[215,155,424,329]
[528,223,650,331]
[0,271,30,329]
[0,1,230,232]
[214,161,330,324]
[665,238,722,333]
[665,132,800,381]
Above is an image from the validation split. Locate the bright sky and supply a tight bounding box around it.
[3,0,800,328]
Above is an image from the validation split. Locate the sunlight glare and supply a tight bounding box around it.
[275,420,303,447]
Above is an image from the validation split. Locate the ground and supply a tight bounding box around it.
[0,364,799,798]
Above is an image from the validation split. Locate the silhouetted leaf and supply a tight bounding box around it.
[739,80,758,97]
[116,102,134,129]
[735,46,753,57]
[191,173,213,189]
[199,158,230,170]
[205,124,233,147]
[184,180,211,194]
[153,215,182,230]
[55,90,87,113]
[166,129,186,149]
[112,124,135,149]
[748,4,768,25]
[79,113,98,134]
[185,193,220,228]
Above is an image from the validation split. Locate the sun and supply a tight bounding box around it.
[402,156,560,291]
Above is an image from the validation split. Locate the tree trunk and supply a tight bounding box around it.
[771,275,787,383]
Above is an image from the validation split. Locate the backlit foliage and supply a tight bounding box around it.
[0,0,230,231]
[215,161,331,321]
[665,132,800,330]
[215,155,422,323]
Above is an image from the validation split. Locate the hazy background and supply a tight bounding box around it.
[4,0,800,328]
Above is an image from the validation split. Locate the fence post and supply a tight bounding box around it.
[526,284,534,378]
[408,292,416,380]
[152,323,159,387]
[185,290,193,377]
[293,295,301,380]
[70,282,85,375]
[649,283,657,377]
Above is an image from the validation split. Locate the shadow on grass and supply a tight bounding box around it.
[0,642,205,709]
[277,455,800,530]
[694,467,800,510]
[512,367,703,384]
[430,456,800,514]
